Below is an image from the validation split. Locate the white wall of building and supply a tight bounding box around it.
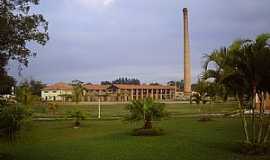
[41,90,72,101]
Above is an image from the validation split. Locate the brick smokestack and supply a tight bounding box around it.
[183,8,191,95]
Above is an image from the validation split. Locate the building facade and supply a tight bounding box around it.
[106,84,175,101]
[41,82,73,101]
[41,82,176,102]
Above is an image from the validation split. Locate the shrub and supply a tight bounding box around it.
[66,109,86,127]
[125,98,167,130]
[0,105,32,142]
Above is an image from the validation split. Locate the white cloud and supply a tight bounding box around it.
[103,0,115,6]
[77,0,115,8]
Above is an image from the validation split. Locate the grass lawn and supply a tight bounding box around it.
[32,102,238,119]
[1,117,269,160]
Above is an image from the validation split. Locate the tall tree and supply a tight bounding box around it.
[16,84,38,105]
[0,74,15,95]
[203,33,270,147]
[0,0,49,76]
[71,80,84,104]
[0,54,16,95]
[19,79,45,96]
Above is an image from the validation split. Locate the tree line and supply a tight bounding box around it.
[100,77,141,85]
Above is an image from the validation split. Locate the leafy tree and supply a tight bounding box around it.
[100,81,112,85]
[125,98,167,129]
[0,0,49,74]
[0,104,32,142]
[0,74,15,95]
[16,85,38,105]
[71,80,84,104]
[0,53,8,76]
[0,0,47,149]
[0,54,16,95]
[29,79,45,96]
[19,79,45,96]
[66,109,86,127]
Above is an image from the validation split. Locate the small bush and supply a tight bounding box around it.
[125,98,167,130]
[132,127,164,136]
[66,109,86,127]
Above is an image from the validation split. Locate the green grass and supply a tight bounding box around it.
[1,117,269,160]
[32,102,238,119]
[1,103,268,160]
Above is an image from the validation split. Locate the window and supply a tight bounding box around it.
[52,91,57,93]
[44,91,48,93]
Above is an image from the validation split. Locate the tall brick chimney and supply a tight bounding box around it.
[183,8,191,95]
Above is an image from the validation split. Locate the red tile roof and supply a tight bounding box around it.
[43,83,174,91]
[43,82,73,91]
[83,84,109,90]
[113,84,175,90]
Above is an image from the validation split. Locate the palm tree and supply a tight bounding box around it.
[66,109,86,127]
[203,33,270,146]
[71,80,84,104]
[203,40,252,142]
[231,34,270,144]
[203,47,230,82]
[125,98,167,129]
[202,47,231,101]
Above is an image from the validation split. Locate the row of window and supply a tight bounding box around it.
[43,89,174,94]
[87,89,174,94]
[43,91,58,93]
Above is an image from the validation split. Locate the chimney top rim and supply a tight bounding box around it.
[183,8,188,12]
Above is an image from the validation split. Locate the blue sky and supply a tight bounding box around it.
[8,0,270,84]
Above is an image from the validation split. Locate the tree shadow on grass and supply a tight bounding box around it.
[200,140,270,160]
[0,153,14,160]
